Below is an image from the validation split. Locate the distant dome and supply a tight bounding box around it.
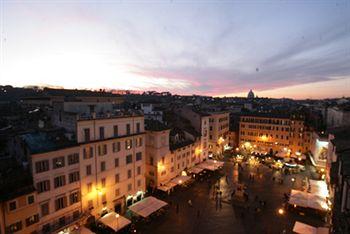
[247,89,255,99]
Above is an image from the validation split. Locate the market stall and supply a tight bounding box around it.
[129,196,168,218]
[99,212,131,232]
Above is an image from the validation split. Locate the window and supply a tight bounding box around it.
[83,147,93,159]
[137,179,141,187]
[136,152,142,161]
[87,183,92,193]
[35,160,49,173]
[6,221,22,233]
[73,210,80,220]
[41,202,49,216]
[37,180,50,193]
[54,175,66,188]
[127,169,132,179]
[86,165,92,175]
[42,223,50,233]
[115,174,120,183]
[136,123,140,133]
[101,161,106,171]
[27,195,34,205]
[113,125,118,137]
[115,188,120,197]
[53,156,65,169]
[126,154,132,164]
[126,124,131,135]
[9,201,16,211]
[69,171,80,183]
[68,153,79,165]
[84,128,90,142]
[113,141,121,152]
[115,158,119,167]
[101,178,106,188]
[25,214,39,226]
[125,139,132,150]
[137,166,141,175]
[150,157,154,166]
[69,191,80,205]
[99,126,105,139]
[98,144,107,156]
[136,137,143,147]
[55,196,67,211]
[127,183,132,191]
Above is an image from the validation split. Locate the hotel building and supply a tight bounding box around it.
[145,120,204,189]
[10,110,146,233]
[208,112,230,156]
[239,113,313,155]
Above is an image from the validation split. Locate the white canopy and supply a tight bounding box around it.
[99,212,131,232]
[293,221,317,234]
[157,182,177,192]
[129,196,167,218]
[309,180,329,198]
[78,227,95,234]
[293,222,329,234]
[171,175,191,185]
[187,166,204,174]
[61,226,95,234]
[198,160,224,171]
[289,190,329,211]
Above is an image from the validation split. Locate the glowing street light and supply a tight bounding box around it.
[278,208,285,215]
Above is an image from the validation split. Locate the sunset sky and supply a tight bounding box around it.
[0,0,349,99]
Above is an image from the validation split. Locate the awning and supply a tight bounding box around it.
[187,166,204,174]
[60,226,95,234]
[99,212,131,232]
[158,182,177,192]
[129,196,168,218]
[293,221,329,234]
[293,221,317,234]
[309,180,329,198]
[197,160,224,171]
[78,227,95,234]
[289,190,329,211]
[171,175,191,185]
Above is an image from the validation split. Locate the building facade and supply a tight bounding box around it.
[9,111,146,233]
[145,123,204,189]
[239,114,313,155]
[208,112,230,157]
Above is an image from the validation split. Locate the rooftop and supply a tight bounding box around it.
[170,139,195,151]
[240,112,291,119]
[77,110,143,121]
[329,126,350,152]
[145,119,171,132]
[21,129,77,154]
[0,158,34,202]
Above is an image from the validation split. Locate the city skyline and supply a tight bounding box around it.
[1,0,350,99]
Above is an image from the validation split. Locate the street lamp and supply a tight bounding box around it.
[278,208,285,215]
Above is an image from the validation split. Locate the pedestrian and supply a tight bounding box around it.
[188,199,193,207]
